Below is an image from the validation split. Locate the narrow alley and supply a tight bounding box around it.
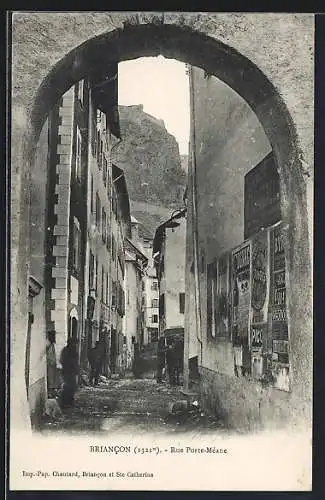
[40,378,224,436]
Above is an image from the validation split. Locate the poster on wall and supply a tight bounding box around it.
[269,222,290,391]
[231,242,251,372]
[215,253,230,338]
[249,229,270,378]
[207,253,230,341]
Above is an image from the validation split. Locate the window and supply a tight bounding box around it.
[152,299,159,308]
[76,127,82,181]
[151,281,158,291]
[72,218,81,270]
[96,131,101,163]
[150,329,159,342]
[112,235,116,262]
[151,315,158,324]
[95,257,99,293]
[102,208,106,243]
[91,108,96,157]
[179,293,185,314]
[106,272,109,305]
[142,281,145,291]
[159,293,165,317]
[101,265,104,302]
[103,157,107,186]
[106,220,111,251]
[95,192,101,228]
[160,255,165,276]
[111,281,116,307]
[89,251,95,289]
[90,175,94,213]
[77,80,84,105]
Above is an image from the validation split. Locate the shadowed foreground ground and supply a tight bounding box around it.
[39,378,226,436]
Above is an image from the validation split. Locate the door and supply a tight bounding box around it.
[110,328,117,373]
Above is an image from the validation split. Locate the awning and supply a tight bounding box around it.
[163,327,184,339]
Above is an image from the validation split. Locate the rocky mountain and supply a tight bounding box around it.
[112,105,187,237]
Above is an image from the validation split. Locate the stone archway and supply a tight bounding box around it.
[10,13,313,432]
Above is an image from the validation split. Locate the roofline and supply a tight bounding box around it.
[112,164,131,238]
[152,207,187,256]
[125,238,149,264]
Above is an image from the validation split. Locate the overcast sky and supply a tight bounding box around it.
[118,56,190,155]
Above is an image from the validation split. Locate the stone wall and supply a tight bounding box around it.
[199,366,311,432]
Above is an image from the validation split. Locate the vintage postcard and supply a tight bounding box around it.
[8,11,313,491]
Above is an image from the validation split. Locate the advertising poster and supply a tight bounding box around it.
[231,242,251,373]
[249,230,270,377]
[269,223,290,391]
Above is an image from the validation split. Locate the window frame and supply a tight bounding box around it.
[76,127,82,182]
[151,314,158,324]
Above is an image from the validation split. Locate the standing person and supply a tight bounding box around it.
[88,341,102,386]
[59,337,79,409]
[156,337,166,383]
[46,330,57,398]
[173,339,183,386]
[166,340,176,386]
[132,343,141,379]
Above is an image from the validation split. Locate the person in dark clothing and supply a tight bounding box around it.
[88,341,102,386]
[166,341,176,386]
[156,337,166,383]
[46,330,57,398]
[132,343,141,379]
[59,337,79,409]
[173,339,184,386]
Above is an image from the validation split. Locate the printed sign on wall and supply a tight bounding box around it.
[231,241,251,346]
[270,223,288,356]
[250,230,269,351]
[269,222,290,391]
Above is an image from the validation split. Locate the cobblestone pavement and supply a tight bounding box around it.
[40,378,225,436]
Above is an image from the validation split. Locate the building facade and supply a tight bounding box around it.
[142,236,159,345]
[43,80,91,382]
[153,209,186,340]
[123,236,148,370]
[184,65,311,431]
[82,67,122,377]
[24,65,128,421]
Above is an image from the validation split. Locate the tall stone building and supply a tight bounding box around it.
[24,66,127,422]
[153,209,186,342]
[123,235,148,371]
[82,65,126,377]
[142,236,160,345]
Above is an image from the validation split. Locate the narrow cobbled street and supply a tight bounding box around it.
[40,378,224,436]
